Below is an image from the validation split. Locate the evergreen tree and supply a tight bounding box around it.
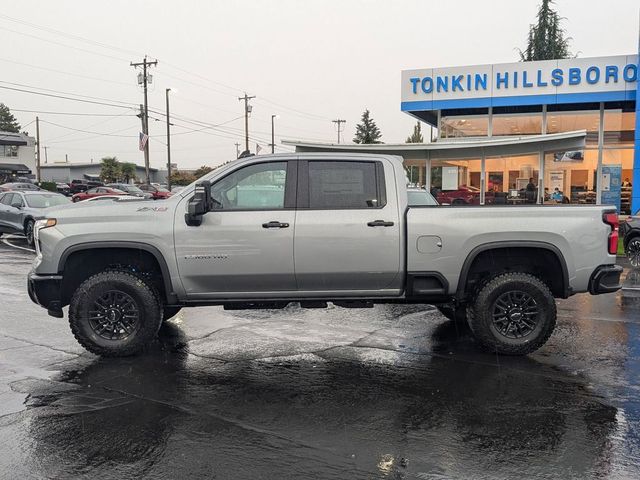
[0,104,21,133]
[519,0,572,61]
[99,157,121,183]
[406,121,424,143]
[353,109,382,144]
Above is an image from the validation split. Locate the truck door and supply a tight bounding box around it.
[174,160,297,299]
[294,159,402,293]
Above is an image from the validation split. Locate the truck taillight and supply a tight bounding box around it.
[603,211,619,255]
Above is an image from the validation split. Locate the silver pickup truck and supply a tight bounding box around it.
[27,153,622,357]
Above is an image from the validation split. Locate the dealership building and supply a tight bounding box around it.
[286,54,640,214]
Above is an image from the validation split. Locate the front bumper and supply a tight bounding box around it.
[588,264,623,295]
[27,271,64,317]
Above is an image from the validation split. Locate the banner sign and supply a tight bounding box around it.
[601,165,622,211]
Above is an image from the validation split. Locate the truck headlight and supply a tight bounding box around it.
[33,218,56,258]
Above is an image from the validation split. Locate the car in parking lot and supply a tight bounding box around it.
[621,216,640,267]
[407,188,439,206]
[70,179,104,194]
[0,191,70,245]
[137,183,173,199]
[105,183,151,198]
[0,182,42,193]
[56,183,71,196]
[71,187,125,203]
[83,194,147,203]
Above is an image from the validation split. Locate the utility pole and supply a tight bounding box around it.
[238,93,255,152]
[165,88,172,191]
[35,116,41,182]
[270,114,279,154]
[131,56,157,184]
[43,146,48,164]
[332,119,346,144]
[234,142,240,159]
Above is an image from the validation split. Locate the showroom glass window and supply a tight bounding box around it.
[440,109,489,138]
[492,106,543,136]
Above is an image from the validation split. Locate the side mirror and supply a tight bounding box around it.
[185,180,212,226]
[11,202,23,209]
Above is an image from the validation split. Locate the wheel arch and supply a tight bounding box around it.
[456,241,570,301]
[58,241,177,304]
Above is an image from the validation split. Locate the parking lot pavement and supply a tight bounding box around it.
[0,236,639,479]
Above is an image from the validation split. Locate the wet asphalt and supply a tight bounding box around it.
[0,233,639,479]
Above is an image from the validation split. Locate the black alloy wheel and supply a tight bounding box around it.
[88,290,140,340]
[490,290,539,340]
[626,237,640,268]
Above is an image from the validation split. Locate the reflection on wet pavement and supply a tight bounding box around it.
[0,239,639,479]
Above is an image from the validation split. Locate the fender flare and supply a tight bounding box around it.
[456,240,571,300]
[58,241,177,303]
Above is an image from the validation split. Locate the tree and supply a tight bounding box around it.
[99,157,121,183]
[406,121,424,143]
[170,170,197,186]
[194,165,214,178]
[120,162,137,183]
[519,0,572,61]
[353,109,382,144]
[0,104,21,133]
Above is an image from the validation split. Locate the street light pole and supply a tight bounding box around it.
[166,88,172,191]
[270,114,279,154]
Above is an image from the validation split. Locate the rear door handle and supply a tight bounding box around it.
[262,221,289,229]
[367,220,394,227]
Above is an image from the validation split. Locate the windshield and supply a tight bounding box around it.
[407,190,439,206]
[125,185,144,194]
[25,194,71,208]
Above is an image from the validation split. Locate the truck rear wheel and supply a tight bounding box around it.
[467,272,556,355]
[69,270,163,357]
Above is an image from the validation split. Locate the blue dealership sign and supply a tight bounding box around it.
[601,165,622,212]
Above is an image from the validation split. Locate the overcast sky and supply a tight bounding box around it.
[1,0,638,169]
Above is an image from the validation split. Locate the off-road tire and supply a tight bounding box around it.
[69,270,163,357]
[163,306,182,322]
[24,219,35,247]
[467,272,556,355]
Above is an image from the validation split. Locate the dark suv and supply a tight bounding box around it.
[621,217,640,267]
[70,179,103,194]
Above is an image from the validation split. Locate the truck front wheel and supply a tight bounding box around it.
[467,272,556,355]
[69,270,163,357]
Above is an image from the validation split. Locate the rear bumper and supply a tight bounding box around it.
[588,264,623,295]
[27,271,64,317]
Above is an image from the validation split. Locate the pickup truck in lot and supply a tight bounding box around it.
[27,153,622,357]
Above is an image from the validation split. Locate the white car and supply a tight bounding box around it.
[82,195,147,203]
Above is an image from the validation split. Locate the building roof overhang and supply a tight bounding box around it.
[283,130,587,161]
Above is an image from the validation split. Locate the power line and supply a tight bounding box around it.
[0,80,136,106]
[40,119,139,138]
[11,109,132,117]
[0,84,137,110]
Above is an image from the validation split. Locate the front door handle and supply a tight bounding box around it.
[367,220,394,227]
[262,221,289,229]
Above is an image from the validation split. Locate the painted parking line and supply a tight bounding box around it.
[1,234,35,253]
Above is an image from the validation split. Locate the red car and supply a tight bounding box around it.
[436,185,496,205]
[137,184,173,200]
[72,187,126,203]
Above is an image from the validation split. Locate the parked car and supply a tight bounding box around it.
[70,179,104,194]
[105,183,151,198]
[0,191,70,246]
[407,188,439,206]
[56,183,71,196]
[137,183,173,199]
[83,195,147,203]
[28,153,621,357]
[71,187,125,203]
[0,182,42,192]
[621,216,640,267]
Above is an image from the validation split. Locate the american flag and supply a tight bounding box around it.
[139,132,149,151]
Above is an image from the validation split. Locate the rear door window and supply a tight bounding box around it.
[305,161,385,209]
